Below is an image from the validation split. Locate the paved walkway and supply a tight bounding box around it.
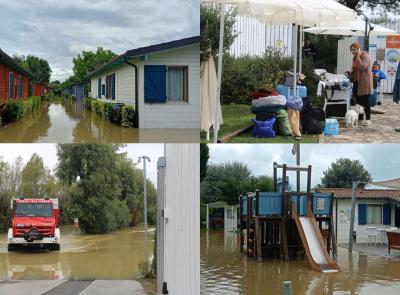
[0,280,146,295]
[339,243,400,260]
[321,95,400,143]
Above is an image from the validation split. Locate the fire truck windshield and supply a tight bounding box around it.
[15,203,53,217]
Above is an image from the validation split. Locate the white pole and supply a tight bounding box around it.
[349,181,358,252]
[143,157,148,264]
[214,3,225,143]
[206,204,209,231]
[292,22,298,97]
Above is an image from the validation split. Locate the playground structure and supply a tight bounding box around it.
[239,162,339,273]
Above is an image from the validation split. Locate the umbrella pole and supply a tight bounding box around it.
[292,23,298,97]
[214,3,225,144]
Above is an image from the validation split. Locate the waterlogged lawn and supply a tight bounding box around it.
[201,104,320,143]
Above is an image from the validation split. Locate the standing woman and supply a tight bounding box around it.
[350,42,373,125]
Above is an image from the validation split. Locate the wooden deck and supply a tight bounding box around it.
[339,243,400,260]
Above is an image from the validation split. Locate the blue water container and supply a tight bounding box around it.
[324,119,339,136]
[276,85,307,99]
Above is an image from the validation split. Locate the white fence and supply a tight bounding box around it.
[229,15,294,57]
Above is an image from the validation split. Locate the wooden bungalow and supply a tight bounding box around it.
[0,49,33,104]
[85,36,200,128]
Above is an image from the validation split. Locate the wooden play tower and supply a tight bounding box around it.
[239,162,339,272]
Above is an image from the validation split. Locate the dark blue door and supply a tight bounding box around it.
[98,78,101,98]
[144,65,167,103]
[18,77,23,97]
[9,73,14,99]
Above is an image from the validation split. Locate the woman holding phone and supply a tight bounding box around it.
[350,42,373,126]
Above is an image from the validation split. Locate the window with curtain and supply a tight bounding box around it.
[367,204,382,224]
[167,66,188,102]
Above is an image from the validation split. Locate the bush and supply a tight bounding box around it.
[83,98,93,110]
[3,96,41,122]
[104,102,114,120]
[221,50,292,104]
[121,105,136,128]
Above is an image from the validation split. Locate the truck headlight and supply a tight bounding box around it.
[16,224,25,228]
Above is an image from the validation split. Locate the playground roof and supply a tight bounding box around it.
[316,188,400,204]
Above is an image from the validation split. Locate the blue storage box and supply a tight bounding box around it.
[277,85,307,99]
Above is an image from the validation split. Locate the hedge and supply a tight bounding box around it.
[121,105,136,128]
[83,98,134,127]
[2,96,41,122]
[221,49,320,106]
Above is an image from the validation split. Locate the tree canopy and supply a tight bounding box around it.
[320,158,372,189]
[338,0,400,13]
[201,161,274,205]
[72,47,117,81]
[14,55,52,84]
[200,144,210,182]
[200,3,238,61]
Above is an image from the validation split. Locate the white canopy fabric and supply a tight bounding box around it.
[371,178,400,190]
[201,56,223,134]
[304,17,400,36]
[203,0,356,27]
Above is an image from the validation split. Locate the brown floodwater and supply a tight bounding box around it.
[0,225,154,280]
[0,100,199,143]
[201,230,400,295]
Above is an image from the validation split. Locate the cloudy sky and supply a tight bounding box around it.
[208,144,399,189]
[0,0,199,81]
[0,144,163,186]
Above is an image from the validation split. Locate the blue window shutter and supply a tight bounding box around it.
[358,204,367,225]
[112,73,115,100]
[9,73,14,98]
[383,204,391,225]
[144,65,167,103]
[98,78,101,98]
[106,76,109,99]
[18,77,23,97]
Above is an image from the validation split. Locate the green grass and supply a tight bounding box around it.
[201,104,320,143]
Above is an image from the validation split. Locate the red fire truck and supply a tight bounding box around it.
[7,198,61,251]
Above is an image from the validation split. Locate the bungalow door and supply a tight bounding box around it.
[396,206,400,227]
[9,72,14,99]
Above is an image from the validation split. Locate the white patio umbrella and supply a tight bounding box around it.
[202,0,357,142]
[201,55,223,140]
[304,17,400,36]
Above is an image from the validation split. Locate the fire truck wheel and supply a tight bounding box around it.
[50,244,60,251]
[8,244,17,251]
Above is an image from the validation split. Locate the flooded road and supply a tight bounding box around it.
[0,225,154,280]
[0,100,198,143]
[201,230,400,295]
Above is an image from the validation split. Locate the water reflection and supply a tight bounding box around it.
[0,225,154,280]
[201,230,400,295]
[0,100,199,143]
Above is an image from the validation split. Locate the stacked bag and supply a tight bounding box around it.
[250,90,290,138]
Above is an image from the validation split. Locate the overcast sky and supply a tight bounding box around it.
[0,0,199,82]
[0,144,163,186]
[208,144,399,189]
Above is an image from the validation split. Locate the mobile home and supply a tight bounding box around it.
[85,36,200,128]
[0,49,32,103]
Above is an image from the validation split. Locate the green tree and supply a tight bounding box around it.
[338,0,400,13]
[56,144,131,234]
[49,80,63,96]
[200,144,210,182]
[201,161,252,205]
[21,153,54,198]
[72,47,117,81]
[320,158,372,189]
[14,55,52,84]
[200,3,238,61]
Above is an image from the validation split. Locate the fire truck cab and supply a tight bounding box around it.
[8,198,61,251]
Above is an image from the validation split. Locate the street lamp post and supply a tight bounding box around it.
[138,156,151,266]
